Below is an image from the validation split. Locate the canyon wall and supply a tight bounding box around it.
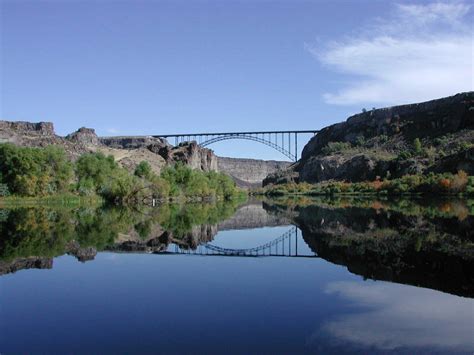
[217,157,292,188]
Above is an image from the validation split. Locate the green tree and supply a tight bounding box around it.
[134,161,152,179]
[0,144,73,196]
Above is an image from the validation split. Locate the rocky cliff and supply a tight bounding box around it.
[264,92,474,185]
[0,120,218,174]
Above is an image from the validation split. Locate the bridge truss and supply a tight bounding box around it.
[154,130,319,162]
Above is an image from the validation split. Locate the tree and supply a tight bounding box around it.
[134,161,152,179]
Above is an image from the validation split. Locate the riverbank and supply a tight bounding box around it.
[254,171,474,197]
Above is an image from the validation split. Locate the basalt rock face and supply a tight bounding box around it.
[1,120,65,148]
[429,147,474,174]
[0,121,55,137]
[264,92,474,185]
[100,136,169,150]
[161,142,218,171]
[302,92,474,159]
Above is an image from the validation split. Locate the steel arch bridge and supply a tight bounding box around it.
[154,130,319,162]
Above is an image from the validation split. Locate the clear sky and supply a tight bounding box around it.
[1,0,472,160]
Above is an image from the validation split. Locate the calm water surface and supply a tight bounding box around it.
[0,198,473,354]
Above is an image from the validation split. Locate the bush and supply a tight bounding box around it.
[161,163,239,200]
[321,141,352,155]
[378,135,389,144]
[355,136,366,147]
[451,170,468,193]
[134,161,152,179]
[413,138,423,155]
[397,151,412,160]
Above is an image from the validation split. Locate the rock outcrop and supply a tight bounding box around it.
[160,142,218,171]
[100,135,169,150]
[66,127,100,146]
[264,92,474,185]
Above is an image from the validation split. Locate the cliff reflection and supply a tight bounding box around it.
[264,197,474,297]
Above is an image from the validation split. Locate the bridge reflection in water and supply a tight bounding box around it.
[162,226,316,257]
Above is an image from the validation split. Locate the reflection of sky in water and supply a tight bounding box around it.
[212,226,294,248]
[315,281,474,353]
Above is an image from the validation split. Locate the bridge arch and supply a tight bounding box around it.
[203,226,296,256]
[200,134,294,161]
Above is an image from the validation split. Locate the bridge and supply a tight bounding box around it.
[158,226,317,257]
[154,130,319,161]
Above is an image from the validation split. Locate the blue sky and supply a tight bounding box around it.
[1,0,472,160]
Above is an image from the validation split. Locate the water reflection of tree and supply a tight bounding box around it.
[0,199,243,265]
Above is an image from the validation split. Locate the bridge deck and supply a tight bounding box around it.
[153,130,319,138]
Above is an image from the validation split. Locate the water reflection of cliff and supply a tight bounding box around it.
[0,199,289,275]
[265,197,474,298]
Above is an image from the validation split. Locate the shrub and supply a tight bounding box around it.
[355,136,366,147]
[161,163,239,200]
[134,161,152,179]
[322,141,352,155]
[397,151,412,160]
[378,135,389,144]
[451,170,468,193]
[413,138,423,155]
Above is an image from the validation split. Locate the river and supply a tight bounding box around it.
[0,197,473,354]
